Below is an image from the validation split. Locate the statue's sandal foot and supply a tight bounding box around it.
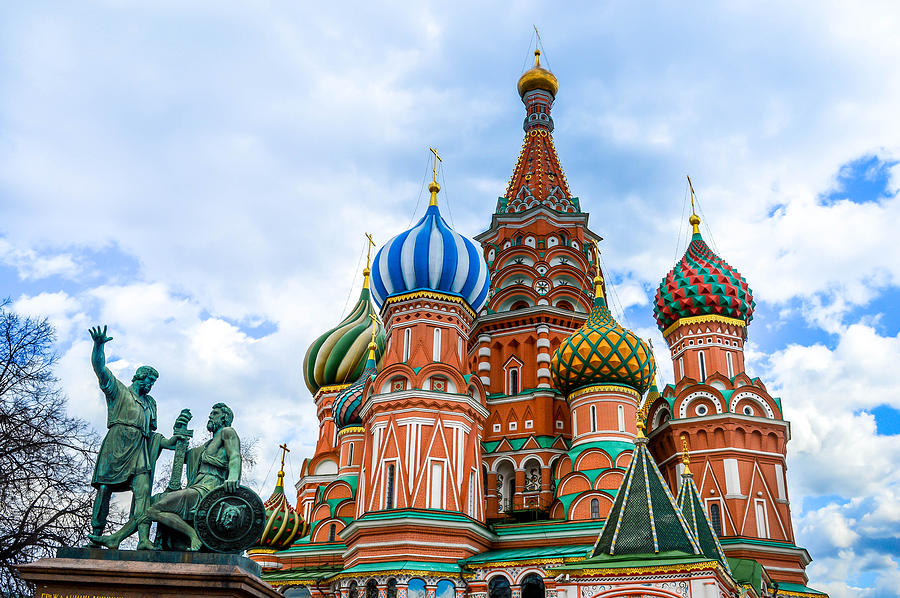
[136,540,156,550]
[87,534,120,550]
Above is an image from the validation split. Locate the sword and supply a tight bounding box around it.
[167,409,194,492]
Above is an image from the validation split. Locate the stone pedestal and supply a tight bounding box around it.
[18,547,281,598]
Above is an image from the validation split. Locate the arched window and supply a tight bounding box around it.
[520,574,545,598]
[433,328,441,361]
[349,582,358,598]
[489,576,511,598]
[347,443,354,466]
[387,579,397,598]
[366,579,378,598]
[408,579,426,598]
[590,498,600,519]
[678,357,685,378]
[509,369,519,395]
[436,580,455,598]
[590,405,597,432]
[709,502,723,536]
[698,351,707,381]
[515,235,523,246]
[557,300,573,311]
[285,588,312,598]
[511,300,529,310]
[328,523,336,542]
[617,404,625,432]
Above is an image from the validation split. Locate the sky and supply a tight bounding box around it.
[1,2,899,596]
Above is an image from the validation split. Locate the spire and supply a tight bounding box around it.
[276,443,289,488]
[676,442,732,574]
[428,147,442,207]
[592,427,701,557]
[592,242,605,301]
[681,434,692,476]
[257,443,303,549]
[687,175,701,237]
[363,232,375,289]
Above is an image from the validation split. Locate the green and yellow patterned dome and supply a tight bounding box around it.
[303,267,385,395]
[551,269,656,396]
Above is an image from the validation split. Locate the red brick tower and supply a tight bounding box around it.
[646,191,812,586]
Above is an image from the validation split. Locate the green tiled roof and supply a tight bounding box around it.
[357,509,475,524]
[677,472,731,574]
[464,544,592,565]
[727,557,763,595]
[777,582,828,596]
[341,561,463,575]
[567,440,633,464]
[492,519,603,536]
[482,435,567,453]
[263,567,344,584]
[592,437,700,557]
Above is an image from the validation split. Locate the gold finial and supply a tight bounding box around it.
[367,313,379,360]
[277,443,290,487]
[591,241,604,299]
[428,147,442,206]
[681,435,692,475]
[687,175,701,235]
[533,26,542,67]
[635,403,649,439]
[363,232,375,289]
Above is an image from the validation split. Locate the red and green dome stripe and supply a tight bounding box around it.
[654,233,755,333]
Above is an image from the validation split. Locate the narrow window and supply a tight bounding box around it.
[755,499,769,537]
[386,463,395,509]
[590,498,600,519]
[328,523,336,542]
[458,337,463,360]
[678,357,685,378]
[709,502,722,536]
[430,462,444,508]
[590,405,597,432]
[726,351,734,378]
[433,328,441,361]
[509,369,519,395]
[775,463,787,500]
[403,328,411,362]
[347,443,354,466]
[617,404,625,432]
[698,351,707,381]
[468,470,476,516]
[724,458,741,495]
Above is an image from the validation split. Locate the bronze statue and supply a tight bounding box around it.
[87,325,189,547]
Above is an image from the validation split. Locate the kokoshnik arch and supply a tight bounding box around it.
[247,47,828,598]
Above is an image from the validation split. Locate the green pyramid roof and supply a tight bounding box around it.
[592,436,700,557]
[677,472,732,574]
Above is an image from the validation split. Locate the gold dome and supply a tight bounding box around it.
[517,49,559,97]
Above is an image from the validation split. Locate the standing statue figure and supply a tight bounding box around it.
[91,403,246,551]
[86,326,179,543]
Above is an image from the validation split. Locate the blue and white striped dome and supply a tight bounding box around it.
[371,203,490,313]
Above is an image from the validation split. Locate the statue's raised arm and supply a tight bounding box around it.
[89,325,114,391]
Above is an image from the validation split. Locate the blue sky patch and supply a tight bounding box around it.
[820,155,897,206]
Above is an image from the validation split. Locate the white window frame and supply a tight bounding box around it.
[698,350,707,381]
[492,423,502,433]
[617,404,625,432]
[754,499,769,538]
[678,357,685,378]
[724,458,741,496]
[524,420,533,429]
[726,351,734,378]
[403,328,411,362]
[433,328,441,361]
[590,405,597,432]
[429,460,445,509]
[508,421,518,431]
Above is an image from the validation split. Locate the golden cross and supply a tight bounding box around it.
[592,241,602,279]
[533,26,542,66]
[278,443,290,472]
[368,313,379,344]
[687,174,697,216]
[430,147,442,185]
[364,232,375,269]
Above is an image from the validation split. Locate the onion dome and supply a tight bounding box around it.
[332,335,378,428]
[591,420,700,557]
[676,439,731,574]
[654,209,755,335]
[303,267,386,395]
[551,267,656,396]
[517,49,559,97]
[371,178,490,313]
[258,446,302,550]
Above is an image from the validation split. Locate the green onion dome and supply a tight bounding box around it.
[551,275,656,396]
[257,465,302,549]
[654,214,754,335]
[303,270,386,395]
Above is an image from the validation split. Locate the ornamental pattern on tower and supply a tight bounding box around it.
[654,206,755,335]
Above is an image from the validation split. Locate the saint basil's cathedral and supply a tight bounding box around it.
[247,49,828,598]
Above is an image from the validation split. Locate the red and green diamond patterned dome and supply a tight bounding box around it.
[654,214,755,335]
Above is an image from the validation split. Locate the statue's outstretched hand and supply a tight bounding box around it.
[174,409,192,431]
[223,479,239,493]
[89,325,113,345]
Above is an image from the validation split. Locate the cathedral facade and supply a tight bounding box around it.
[248,50,827,598]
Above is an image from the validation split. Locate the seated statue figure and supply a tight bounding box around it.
[90,402,241,550]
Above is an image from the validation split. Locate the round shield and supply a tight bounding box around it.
[194,485,265,553]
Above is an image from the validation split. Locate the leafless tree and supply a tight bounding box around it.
[0,300,97,595]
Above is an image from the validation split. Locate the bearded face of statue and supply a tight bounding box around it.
[207,408,227,433]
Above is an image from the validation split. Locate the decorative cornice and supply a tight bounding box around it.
[568,384,640,401]
[662,314,746,338]
[559,559,718,577]
[384,290,476,317]
[337,426,365,437]
[317,383,352,396]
